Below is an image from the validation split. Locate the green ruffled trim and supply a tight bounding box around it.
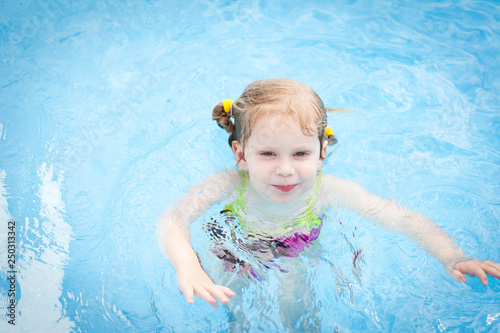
[225,171,324,232]
[302,172,323,230]
[224,170,249,222]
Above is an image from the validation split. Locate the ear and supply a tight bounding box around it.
[318,140,328,168]
[232,141,248,170]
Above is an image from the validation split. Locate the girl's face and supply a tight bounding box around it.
[232,114,327,204]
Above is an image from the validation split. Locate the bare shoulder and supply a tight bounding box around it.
[200,169,242,189]
[318,173,376,210]
[204,168,242,184]
[316,173,347,210]
[320,173,360,192]
[187,168,242,199]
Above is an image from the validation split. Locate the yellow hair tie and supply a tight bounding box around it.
[222,100,233,114]
[325,126,333,137]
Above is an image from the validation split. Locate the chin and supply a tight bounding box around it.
[269,193,300,205]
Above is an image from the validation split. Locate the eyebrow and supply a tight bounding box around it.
[251,143,317,151]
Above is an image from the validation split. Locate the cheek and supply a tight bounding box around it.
[246,158,268,176]
[305,156,322,170]
[295,162,319,179]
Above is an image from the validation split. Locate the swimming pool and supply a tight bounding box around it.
[1,0,499,331]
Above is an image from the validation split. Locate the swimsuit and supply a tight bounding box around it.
[205,171,324,279]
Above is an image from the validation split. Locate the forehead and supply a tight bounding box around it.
[249,114,318,147]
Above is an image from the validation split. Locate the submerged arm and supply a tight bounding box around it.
[321,175,500,284]
[156,169,240,307]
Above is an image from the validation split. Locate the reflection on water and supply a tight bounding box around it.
[0,163,73,332]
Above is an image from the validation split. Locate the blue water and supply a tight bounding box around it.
[1,0,499,331]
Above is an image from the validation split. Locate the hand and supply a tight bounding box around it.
[177,264,235,309]
[453,259,500,285]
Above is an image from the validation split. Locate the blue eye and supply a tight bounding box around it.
[295,151,308,157]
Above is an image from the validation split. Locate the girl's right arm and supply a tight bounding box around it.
[165,225,235,308]
[157,169,241,307]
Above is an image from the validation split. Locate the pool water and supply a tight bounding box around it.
[1,0,499,331]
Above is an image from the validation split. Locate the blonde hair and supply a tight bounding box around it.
[212,78,336,153]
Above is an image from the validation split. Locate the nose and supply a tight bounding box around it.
[276,157,294,176]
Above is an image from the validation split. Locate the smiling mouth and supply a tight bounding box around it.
[273,184,297,193]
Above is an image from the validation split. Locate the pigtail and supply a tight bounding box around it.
[323,107,352,146]
[321,124,338,159]
[212,102,234,134]
[212,101,239,147]
[325,129,338,146]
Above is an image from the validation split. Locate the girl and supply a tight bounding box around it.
[157,78,500,312]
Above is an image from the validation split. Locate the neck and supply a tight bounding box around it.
[244,182,315,218]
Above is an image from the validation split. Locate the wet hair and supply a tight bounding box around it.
[212,78,337,157]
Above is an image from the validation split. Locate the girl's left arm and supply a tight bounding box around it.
[321,175,500,285]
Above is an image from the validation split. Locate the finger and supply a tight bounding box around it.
[469,265,488,285]
[218,285,236,298]
[452,269,467,283]
[482,262,500,279]
[181,285,195,304]
[194,287,218,308]
[207,285,232,305]
[483,260,500,274]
